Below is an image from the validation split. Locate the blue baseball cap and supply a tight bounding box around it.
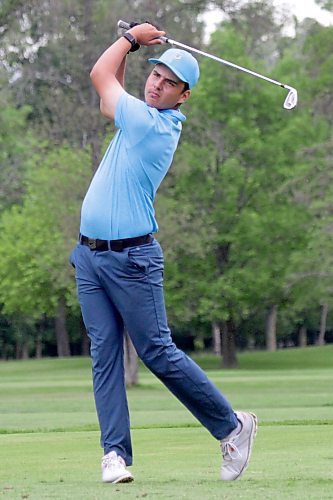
[148,48,200,89]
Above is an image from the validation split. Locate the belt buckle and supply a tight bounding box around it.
[87,238,97,250]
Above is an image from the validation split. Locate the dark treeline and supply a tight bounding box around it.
[0,0,332,366]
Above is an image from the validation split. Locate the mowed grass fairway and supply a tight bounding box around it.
[0,346,332,499]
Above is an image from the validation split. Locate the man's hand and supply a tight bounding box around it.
[90,22,166,120]
[127,22,166,46]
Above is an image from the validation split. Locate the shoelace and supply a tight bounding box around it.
[221,439,242,461]
[102,453,125,469]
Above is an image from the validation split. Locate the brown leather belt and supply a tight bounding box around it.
[79,233,152,252]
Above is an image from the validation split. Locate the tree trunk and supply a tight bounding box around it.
[298,325,307,347]
[35,335,43,358]
[124,331,139,386]
[265,304,277,351]
[81,330,90,356]
[221,320,238,369]
[21,341,29,359]
[15,337,29,359]
[35,320,45,358]
[212,321,222,356]
[247,335,255,350]
[317,303,328,346]
[55,296,71,357]
[79,316,90,356]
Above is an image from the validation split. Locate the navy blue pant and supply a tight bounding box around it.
[70,238,237,465]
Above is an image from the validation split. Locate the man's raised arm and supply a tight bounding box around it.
[90,23,165,119]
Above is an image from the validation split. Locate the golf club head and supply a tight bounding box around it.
[283,86,298,110]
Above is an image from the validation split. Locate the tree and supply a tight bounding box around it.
[277,25,333,344]
[0,145,91,356]
[0,91,37,211]
[157,17,319,365]
[1,0,332,362]
[1,0,208,170]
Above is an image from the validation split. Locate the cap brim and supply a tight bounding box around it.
[148,58,188,87]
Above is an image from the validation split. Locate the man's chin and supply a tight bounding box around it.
[146,101,158,108]
[146,99,172,111]
[145,96,160,108]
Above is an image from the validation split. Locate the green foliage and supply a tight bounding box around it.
[0,145,91,318]
[302,26,333,123]
[276,28,333,317]
[159,23,321,330]
[157,19,333,353]
[0,97,37,210]
[1,0,333,356]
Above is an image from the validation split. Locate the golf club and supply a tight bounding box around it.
[118,20,298,110]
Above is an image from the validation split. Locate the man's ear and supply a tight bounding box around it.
[178,89,191,105]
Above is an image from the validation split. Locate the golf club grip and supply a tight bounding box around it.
[118,20,131,30]
[117,20,169,43]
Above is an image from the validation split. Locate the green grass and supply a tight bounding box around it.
[0,346,332,499]
[192,344,333,370]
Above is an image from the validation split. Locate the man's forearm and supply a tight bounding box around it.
[90,37,131,96]
[90,23,166,119]
[115,56,127,88]
[90,23,165,92]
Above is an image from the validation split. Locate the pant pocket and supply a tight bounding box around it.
[127,250,150,275]
[69,246,77,269]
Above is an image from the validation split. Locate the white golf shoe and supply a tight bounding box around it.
[101,451,134,483]
[220,411,258,480]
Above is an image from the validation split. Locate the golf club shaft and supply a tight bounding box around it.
[117,20,289,91]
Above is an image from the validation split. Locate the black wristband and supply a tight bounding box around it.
[123,32,140,53]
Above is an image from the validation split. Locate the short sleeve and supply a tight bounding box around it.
[115,92,157,147]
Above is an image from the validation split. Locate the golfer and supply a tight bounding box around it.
[70,22,257,484]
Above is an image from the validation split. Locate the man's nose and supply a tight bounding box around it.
[154,77,164,89]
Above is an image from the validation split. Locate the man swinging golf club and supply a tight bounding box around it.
[70,21,257,484]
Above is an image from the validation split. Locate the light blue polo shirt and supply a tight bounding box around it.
[80,91,186,240]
